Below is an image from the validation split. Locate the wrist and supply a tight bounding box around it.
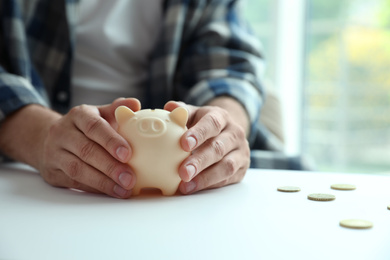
[0,104,61,169]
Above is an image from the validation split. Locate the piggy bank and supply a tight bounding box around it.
[115,106,190,196]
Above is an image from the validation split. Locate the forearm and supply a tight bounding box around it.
[206,96,250,137]
[0,104,61,169]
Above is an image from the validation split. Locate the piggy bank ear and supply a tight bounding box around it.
[169,107,188,127]
[115,106,136,125]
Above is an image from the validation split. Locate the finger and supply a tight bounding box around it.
[69,105,132,163]
[58,151,133,198]
[44,168,134,198]
[61,129,136,190]
[43,168,101,194]
[207,168,246,190]
[164,101,197,126]
[164,100,187,111]
[99,98,141,128]
[180,107,228,152]
[178,128,238,182]
[179,150,249,194]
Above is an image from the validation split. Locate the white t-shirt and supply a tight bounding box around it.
[71,0,162,106]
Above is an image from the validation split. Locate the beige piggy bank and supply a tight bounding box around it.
[115,106,190,196]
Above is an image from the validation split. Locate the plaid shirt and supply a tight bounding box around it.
[0,0,309,170]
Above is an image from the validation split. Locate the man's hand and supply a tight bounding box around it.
[164,97,250,194]
[0,98,141,198]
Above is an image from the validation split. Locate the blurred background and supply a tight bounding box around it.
[242,0,390,173]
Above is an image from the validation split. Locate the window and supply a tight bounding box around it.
[243,0,390,173]
[242,0,305,155]
[304,0,390,173]
[241,0,277,81]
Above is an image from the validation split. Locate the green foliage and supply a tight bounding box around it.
[379,0,390,28]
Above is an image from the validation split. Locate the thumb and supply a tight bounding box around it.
[99,98,141,128]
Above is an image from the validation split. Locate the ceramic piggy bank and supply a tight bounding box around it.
[115,106,190,196]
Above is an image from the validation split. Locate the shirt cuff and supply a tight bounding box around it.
[0,73,48,122]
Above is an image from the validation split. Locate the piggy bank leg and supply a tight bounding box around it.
[160,186,179,196]
[132,186,142,196]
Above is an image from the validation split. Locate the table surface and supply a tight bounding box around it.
[1,163,390,260]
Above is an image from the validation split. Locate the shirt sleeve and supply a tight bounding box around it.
[0,71,48,121]
[0,0,49,123]
[172,0,266,146]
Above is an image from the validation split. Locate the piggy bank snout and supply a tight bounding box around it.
[137,117,167,136]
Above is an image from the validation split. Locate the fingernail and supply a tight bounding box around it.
[116,146,129,161]
[113,185,127,198]
[185,181,197,194]
[119,172,133,188]
[187,136,197,150]
[186,164,196,180]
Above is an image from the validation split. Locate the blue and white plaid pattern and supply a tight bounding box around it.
[0,0,309,170]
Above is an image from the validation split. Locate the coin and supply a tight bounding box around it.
[331,184,356,191]
[307,193,335,201]
[388,205,390,210]
[277,186,301,192]
[339,219,373,229]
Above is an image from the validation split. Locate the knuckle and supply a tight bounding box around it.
[79,141,96,161]
[196,125,208,142]
[105,135,119,151]
[211,139,225,158]
[224,158,237,176]
[68,106,78,116]
[105,161,118,178]
[192,156,202,169]
[66,160,82,180]
[198,172,211,189]
[84,117,102,136]
[208,112,224,132]
[189,156,203,172]
[96,177,110,193]
[68,105,84,117]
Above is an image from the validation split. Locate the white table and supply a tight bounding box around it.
[1,163,390,260]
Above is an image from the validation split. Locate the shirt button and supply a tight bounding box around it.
[57,91,68,102]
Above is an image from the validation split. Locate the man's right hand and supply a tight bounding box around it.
[0,98,141,198]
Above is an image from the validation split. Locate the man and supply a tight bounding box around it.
[0,0,300,199]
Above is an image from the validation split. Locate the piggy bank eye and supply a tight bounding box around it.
[152,120,163,132]
[139,120,149,132]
